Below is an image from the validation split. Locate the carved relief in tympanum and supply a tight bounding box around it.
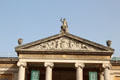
[28,37,96,51]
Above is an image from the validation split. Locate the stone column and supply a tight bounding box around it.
[103,63,111,80]
[44,62,54,80]
[17,62,27,80]
[75,63,85,80]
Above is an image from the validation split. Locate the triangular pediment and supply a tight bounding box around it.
[15,33,114,54]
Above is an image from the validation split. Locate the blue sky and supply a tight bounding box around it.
[0,0,120,57]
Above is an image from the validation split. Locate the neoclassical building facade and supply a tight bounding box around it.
[0,19,120,80]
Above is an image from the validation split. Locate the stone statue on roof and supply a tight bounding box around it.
[60,18,68,33]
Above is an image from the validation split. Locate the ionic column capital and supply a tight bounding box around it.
[102,63,111,69]
[44,62,54,68]
[75,63,85,69]
[17,62,27,68]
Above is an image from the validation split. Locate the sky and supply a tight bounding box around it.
[0,0,120,57]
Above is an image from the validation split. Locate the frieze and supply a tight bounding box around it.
[28,37,97,51]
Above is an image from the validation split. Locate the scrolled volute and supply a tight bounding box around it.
[44,62,54,68]
[17,62,27,68]
[75,63,85,69]
[102,63,111,69]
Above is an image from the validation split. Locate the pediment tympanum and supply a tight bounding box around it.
[27,37,97,51]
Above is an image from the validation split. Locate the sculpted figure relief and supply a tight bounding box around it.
[29,37,96,51]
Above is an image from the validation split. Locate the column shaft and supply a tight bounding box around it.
[17,62,27,80]
[46,66,52,80]
[76,67,83,80]
[103,63,111,80]
[104,68,110,80]
[44,62,54,80]
[18,66,26,80]
[75,63,84,80]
